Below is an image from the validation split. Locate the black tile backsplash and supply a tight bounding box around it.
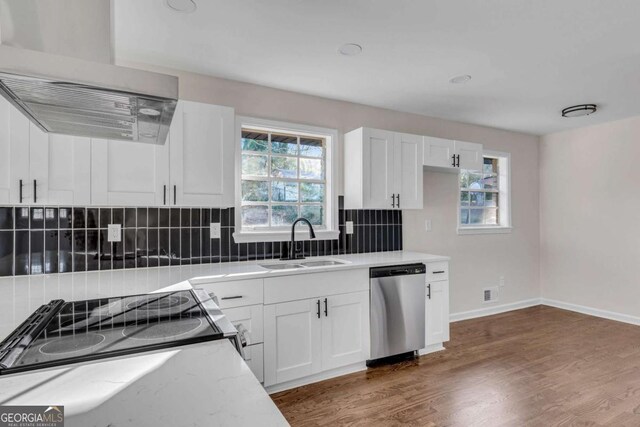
[0,199,402,277]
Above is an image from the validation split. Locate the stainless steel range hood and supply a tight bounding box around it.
[0,45,178,144]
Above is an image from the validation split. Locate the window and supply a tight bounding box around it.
[234,117,338,242]
[458,151,511,234]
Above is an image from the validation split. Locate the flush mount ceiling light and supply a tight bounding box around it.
[561,104,597,118]
[165,0,197,13]
[449,74,472,84]
[338,43,363,56]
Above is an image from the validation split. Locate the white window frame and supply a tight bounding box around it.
[233,116,339,243]
[457,150,512,235]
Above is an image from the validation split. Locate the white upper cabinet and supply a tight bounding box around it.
[91,137,169,206]
[169,100,235,207]
[423,136,483,172]
[394,132,423,209]
[344,127,423,210]
[0,97,91,205]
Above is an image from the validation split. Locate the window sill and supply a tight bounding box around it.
[457,226,512,235]
[233,230,340,243]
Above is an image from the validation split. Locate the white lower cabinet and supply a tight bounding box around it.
[425,280,450,346]
[243,343,264,383]
[263,290,370,387]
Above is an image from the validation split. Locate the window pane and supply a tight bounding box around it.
[469,208,484,225]
[271,156,298,178]
[300,183,324,202]
[483,157,498,175]
[484,192,498,208]
[300,158,323,180]
[484,208,498,225]
[272,181,298,202]
[468,172,484,189]
[242,180,269,202]
[470,192,484,206]
[300,137,324,157]
[242,206,268,226]
[460,191,469,206]
[300,205,323,225]
[460,209,469,224]
[272,205,298,226]
[242,154,268,176]
[483,174,498,190]
[459,170,469,188]
[241,131,268,152]
[271,134,298,155]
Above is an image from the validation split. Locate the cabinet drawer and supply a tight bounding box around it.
[244,343,264,383]
[195,279,263,308]
[222,304,263,345]
[264,269,369,305]
[427,261,449,282]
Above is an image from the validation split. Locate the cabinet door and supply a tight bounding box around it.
[455,141,483,171]
[426,280,450,345]
[362,128,395,209]
[169,101,235,207]
[394,132,423,209]
[0,98,31,204]
[91,138,169,206]
[29,131,91,205]
[264,298,322,387]
[423,136,456,169]
[321,291,370,370]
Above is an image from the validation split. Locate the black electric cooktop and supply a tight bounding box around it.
[0,290,224,375]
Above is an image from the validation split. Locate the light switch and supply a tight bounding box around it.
[210,223,221,239]
[425,219,432,232]
[346,221,354,234]
[108,224,122,242]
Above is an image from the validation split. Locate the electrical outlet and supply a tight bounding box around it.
[425,219,432,232]
[346,221,354,234]
[210,222,221,239]
[499,276,505,287]
[107,224,121,242]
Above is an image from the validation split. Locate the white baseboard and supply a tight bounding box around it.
[264,362,366,394]
[450,298,542,322]
[541,298,640,326]
[418,343,445,356]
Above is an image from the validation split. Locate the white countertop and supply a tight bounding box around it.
[0,251,448,338]
[0,340,288,427]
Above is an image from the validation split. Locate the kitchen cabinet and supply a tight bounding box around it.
[91,100,235,207]
[423,136,483,172]
[425,280,450,346]
[343,127,423,210]
[169,101,235,207]
[0,96,91,205]
[91,137,169,206]
[264,290,370,387]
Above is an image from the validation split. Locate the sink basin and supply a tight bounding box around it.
[298,260,348,267]
[259,263,305,270]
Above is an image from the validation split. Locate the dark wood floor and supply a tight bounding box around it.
[271,305,640,426]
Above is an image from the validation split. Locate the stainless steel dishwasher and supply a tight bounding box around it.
[369,264,426,363]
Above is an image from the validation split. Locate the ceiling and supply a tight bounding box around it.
[113,0,640,135]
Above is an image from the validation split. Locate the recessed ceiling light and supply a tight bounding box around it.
[165,0,197,13]
[449,75,472,84]
[139,108,161,116]
[338,43,363,56]
[561,104,597,118]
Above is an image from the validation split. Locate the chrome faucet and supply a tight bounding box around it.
[285,218,316,260]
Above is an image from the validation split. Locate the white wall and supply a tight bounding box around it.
[541,115,640,319]
[123,61,542,315]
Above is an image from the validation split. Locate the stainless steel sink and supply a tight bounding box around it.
[259,263,305,270]
[298,260,348,267]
